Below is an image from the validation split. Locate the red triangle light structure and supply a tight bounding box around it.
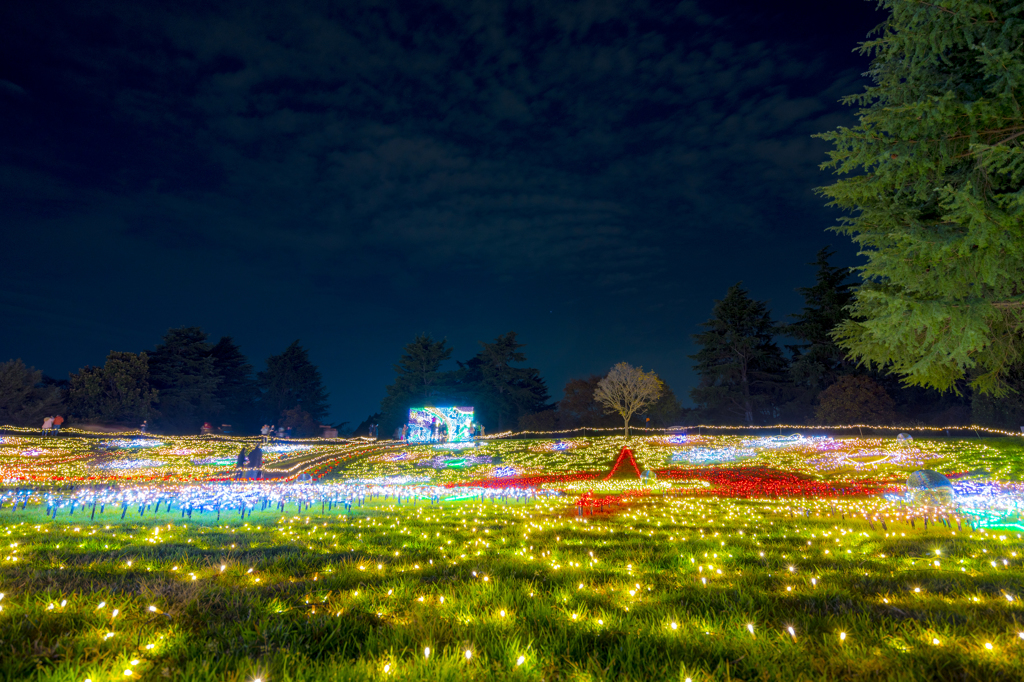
[603,446,642,480]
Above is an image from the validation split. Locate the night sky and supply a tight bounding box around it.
[1,0,883,426]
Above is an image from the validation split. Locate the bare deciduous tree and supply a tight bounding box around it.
[594,362,662,438]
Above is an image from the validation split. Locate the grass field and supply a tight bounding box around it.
[2,430,1024,681]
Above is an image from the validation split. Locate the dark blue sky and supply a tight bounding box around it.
[0,0,882,426]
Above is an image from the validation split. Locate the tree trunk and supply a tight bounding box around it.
[624,415,630,439]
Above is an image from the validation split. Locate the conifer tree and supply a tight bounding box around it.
[379,334,454,433]
[690,283,788,424]
[786,248,857,406]
[817,1,1024,395]
[459,332,550,432]
[208,336,259,433]
[257,341,330,423]
[147,327,221,433]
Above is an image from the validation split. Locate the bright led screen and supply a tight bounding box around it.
[407,406,474,443]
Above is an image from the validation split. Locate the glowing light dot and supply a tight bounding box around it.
[840,632,846,641]
[465,649,472,660]
[424,647,430,658]
[516,656,525,666]
[985,643,993,650]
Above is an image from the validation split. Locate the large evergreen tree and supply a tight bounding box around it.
[67,351,157,425]
[690,283,788,424]
[458,332,550,432]
[785,248,858,417]
[817,1,1024,396]
[257,341,330,423]
[379,334,454,434]
[208,336,259,433]
[147,327,221,433]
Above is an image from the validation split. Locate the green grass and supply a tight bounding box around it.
[3,432,1024,681]
[2,495,1024,682]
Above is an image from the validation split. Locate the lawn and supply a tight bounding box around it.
[1,430,1023,681]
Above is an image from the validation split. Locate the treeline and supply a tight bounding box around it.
[0,328,330,435]
[4,249,1022,434]
[688,248,1022,429]
[365,331,551,438]
[429,248,1021,433]
[364,331,687,437]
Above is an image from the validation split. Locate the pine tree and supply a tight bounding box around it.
[784,248,858,419]
[817,1,1024,396]
[257,341,330,423]
[147,327,221,434]
[379,334,454,433]
[208,336,259,433]
[459,332,550,432]
[690,283,788,424]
